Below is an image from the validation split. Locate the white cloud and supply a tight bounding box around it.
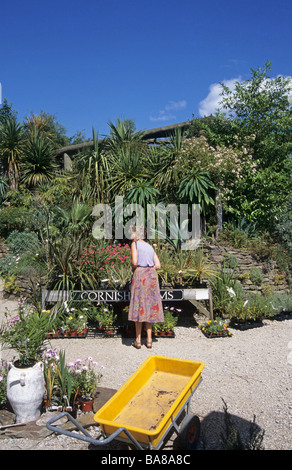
[149,100,187,123]
[199,75,292,117]
[149,111,176,122]
[165,100,187,111]
[198,78,240,117]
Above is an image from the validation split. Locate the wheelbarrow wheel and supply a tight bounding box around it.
[178,414,201,450]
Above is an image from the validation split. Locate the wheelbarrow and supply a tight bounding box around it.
[46,355,204,450]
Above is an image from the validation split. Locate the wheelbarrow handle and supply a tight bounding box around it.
[46,412,144,450]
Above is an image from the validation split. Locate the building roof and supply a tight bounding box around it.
[56,120,191,155]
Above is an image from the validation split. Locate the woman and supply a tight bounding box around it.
[128,227,164,349]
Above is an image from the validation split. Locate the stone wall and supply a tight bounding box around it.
[204,242,289,296]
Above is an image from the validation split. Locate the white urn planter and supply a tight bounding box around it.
[7,361,45,423]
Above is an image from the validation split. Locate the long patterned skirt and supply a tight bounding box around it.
[128,267,164,323]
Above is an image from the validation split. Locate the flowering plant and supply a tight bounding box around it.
[153,306,180,333]
[43,349,105,407]
[63,312,87,333]
[198,319,231,337]
[67,356,104,400]
[74,242,131,288]
[74,243,132,288]
[0,298,52,367]
[224,296,271,323]
[92,303,117,329]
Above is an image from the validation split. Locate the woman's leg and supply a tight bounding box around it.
[134,321,142,346]
[145,322,152,347]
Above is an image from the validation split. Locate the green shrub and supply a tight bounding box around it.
[269,292,292,314]
[249,267,263,286]
[224,253,239,269]
[218,225,250,248]
[225,294,273,323]
[3,274,20,294]
[0,207,35,237]
[0,230,45,281]
[6,230,40,256]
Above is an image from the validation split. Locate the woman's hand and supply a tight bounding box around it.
[154,253,161,270]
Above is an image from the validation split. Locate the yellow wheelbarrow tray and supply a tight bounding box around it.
[46,355,205,450]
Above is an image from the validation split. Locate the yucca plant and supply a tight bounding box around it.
[189,248,218,283]
[178,169,216,214]
[124,179,160,206]
[21,129,59,186]
[74,128,110,204]
[0,116,25,190]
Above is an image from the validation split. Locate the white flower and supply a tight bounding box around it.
[226,287,236,297]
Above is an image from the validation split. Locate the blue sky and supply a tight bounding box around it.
[1,0,291,141]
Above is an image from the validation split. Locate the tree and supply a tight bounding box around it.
[0,116,25,190]
[220,61,292,170]
[20,129,59,187]
[0,99,17,124]
[24,111,70,149]
[106,117,145,152]
[72,128,110,205]
[219,61,292,230]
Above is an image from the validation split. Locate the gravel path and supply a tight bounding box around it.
[0,288,291,451]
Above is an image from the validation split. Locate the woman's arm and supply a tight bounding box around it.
[131,241,138,269]
[153,252,161,270]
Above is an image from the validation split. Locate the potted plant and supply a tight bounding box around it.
[94,304,117,335]
[63,312,88,337]
[152,322,162,337]
[68,356,104,412]
[225,295,271,330]
[43,349,78,415]
[189,248,218,286]
[160,308,179,336]
[0,298,52,423]
[198,319,232,338]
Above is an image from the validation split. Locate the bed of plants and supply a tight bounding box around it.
[0,64,291,335]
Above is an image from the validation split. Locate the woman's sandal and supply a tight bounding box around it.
[146,342,152,349]
[132,340,141,349]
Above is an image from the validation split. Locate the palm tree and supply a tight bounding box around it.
[178,169,216,213]
[0,116,25,190]
[151,128,185,201]
[24,111,70,148]
[107,145,150,197]
[54,201,92,241]
[178,169,216,234]
[124,179,160,207]
[74,128,110,204]
[106,118,148,198]
[106,117,145,152]
[20,129,59,187]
